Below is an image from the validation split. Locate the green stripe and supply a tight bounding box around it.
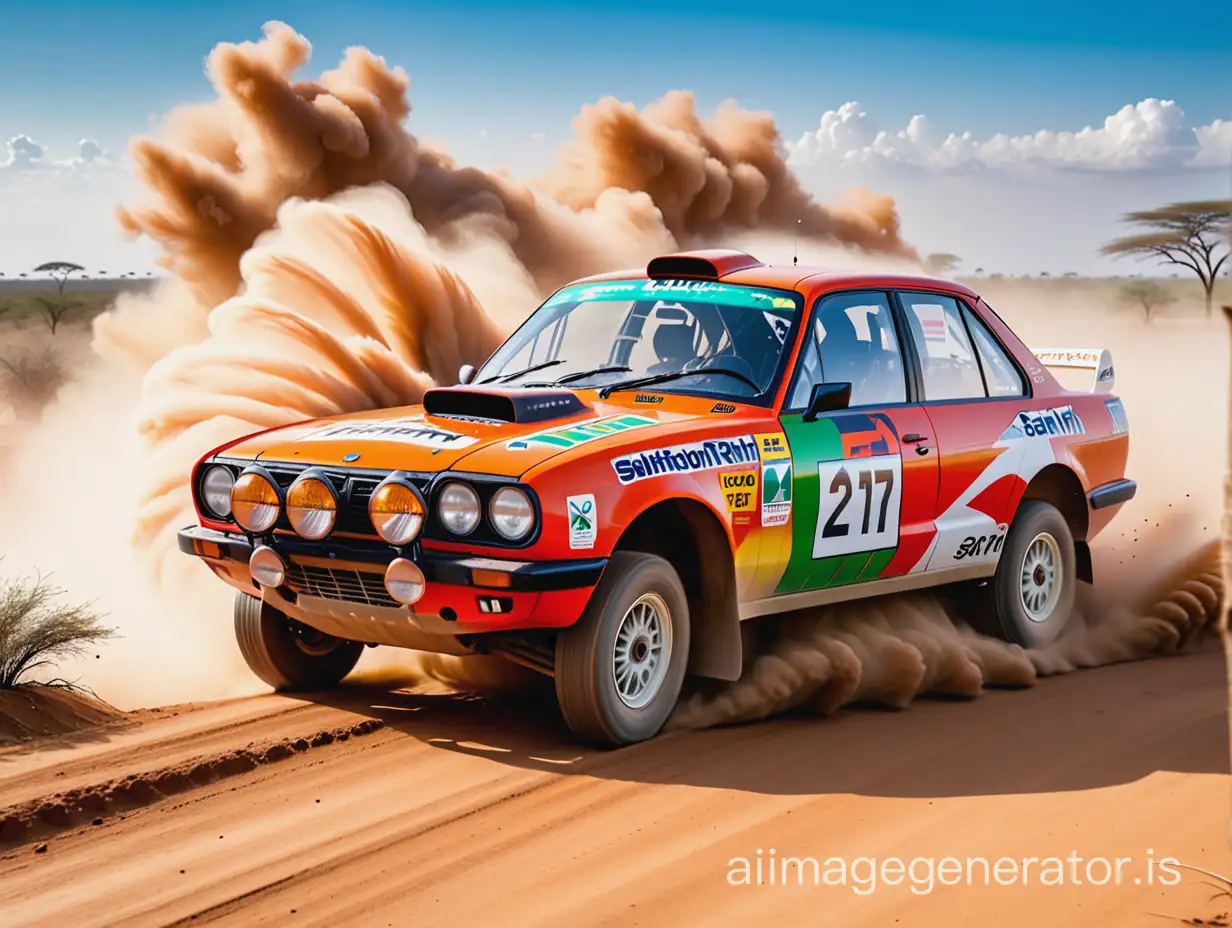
[772,412,899,595]
[774,415,842,594]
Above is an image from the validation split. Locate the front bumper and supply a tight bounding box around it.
[178,525,603,640]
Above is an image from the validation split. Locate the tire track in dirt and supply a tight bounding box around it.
[0,648,1226,928]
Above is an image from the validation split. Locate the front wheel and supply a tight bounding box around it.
[977,500,1077,648]
[554,552,690,747]
[233,592,363,691]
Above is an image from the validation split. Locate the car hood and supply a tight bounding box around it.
[216,389,714,479]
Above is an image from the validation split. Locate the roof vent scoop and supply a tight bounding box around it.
[423,387,590,424]
[646,249,762,281]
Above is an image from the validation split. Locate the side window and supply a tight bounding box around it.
[963,304,1026,397]
[788,292,906,409]
[899,292,986,401]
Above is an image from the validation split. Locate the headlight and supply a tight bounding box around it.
[200,465,235,519]
[249,545,286,588]
[385,557,426,605]
[369,476,426,546]
[286,473,338,540]
[437,481,481,536]
[489,486,535,541]
[231,470,281,533]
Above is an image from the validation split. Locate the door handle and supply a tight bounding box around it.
[901,433,928,444]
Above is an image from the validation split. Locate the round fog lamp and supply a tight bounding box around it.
[438,481,481,536]
[249,545,286,588]
[286,475,337,540]
[231,471,281,533]
[369,479,425,545]
[489,486,535,540]
[201,465,235,519]
[385,558,426,605]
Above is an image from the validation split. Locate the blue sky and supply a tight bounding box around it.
[0,1,1228,275]
[1,0,1227,155]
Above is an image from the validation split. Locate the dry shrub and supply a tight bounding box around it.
[0,570,115,688]
[0,347,69,419]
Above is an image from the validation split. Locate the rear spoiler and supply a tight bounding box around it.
[1032,347,1115,393]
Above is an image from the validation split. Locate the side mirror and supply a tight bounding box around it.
[457,364,476,385]
[802,382,851,422]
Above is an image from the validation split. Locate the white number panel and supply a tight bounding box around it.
[811,454,903,559]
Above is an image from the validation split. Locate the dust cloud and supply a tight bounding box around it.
[0,21,1221,713]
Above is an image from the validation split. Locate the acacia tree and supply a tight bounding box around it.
[1118,279,1177,323]
[924,253,961,275]
[31,261,84,335]
[1101,201,1231,315]
[34,297,82,334]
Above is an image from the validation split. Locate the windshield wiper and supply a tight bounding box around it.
[553,365,631,385]
[479,359,566,384]
[598,367,762,399]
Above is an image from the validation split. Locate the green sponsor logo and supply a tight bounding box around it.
[567,494,597,549]
[508,414,656,451]
[762,462,792,505]
[569,497,594,532]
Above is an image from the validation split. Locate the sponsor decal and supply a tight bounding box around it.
[304,417,477,449]
[433,413,507,425]
[611,434,759,485]
[1105,397,1129,435]
[567,494,596,550]
[831,411,899,458]
[1035,348,1102,366]
[544,278,800,313]
[1000,405,1085,441]
[710,402,737,414]
[954,526,1007,561]
[507,414,656,451]
[812,455,902,559]
[634,394,664,404]
[755,431,792,527]
[762,311,791,344]
[1097,365,1114,382]
[720,469,758,513]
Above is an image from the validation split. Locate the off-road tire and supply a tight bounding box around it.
[975,500,1077,649]
[233,592,363,691]
[555,552,690,747]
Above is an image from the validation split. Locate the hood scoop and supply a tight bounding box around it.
[423,386,590,425]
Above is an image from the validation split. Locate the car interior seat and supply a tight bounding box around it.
[647,320,698,375]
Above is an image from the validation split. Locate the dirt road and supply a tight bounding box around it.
[1,648,1228,927]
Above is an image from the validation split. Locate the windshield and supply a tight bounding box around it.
[475,279,802,401]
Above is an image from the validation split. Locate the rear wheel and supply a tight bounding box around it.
[973,500,1076,648]
[555,552,690,747]
[233,592,363,691]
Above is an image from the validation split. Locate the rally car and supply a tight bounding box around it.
[180,249,1135,746]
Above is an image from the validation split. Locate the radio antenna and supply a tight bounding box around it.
[793,219,801,266]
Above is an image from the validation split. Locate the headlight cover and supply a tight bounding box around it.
[200,464,235,519]
[489,486,535,541]
[437,481,481,536]
[368,476,426,546]
[286,472,338,540]
[231,469,282,534]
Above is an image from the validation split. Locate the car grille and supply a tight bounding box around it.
[285,563,400,609]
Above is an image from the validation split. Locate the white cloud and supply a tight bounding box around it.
[789,99,1229,174]
[0,134,115,174]
[1,135,46,170]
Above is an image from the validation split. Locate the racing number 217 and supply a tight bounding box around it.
[822,466,895,538]
[811,454,903,559]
